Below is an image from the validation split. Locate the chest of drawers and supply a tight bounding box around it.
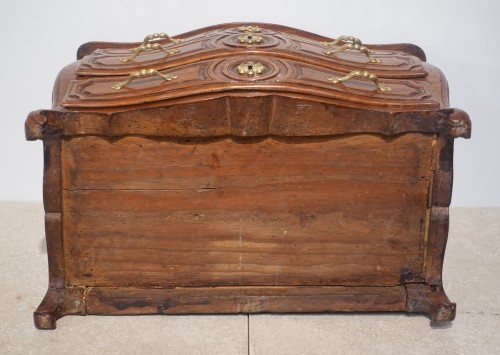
[25,23,470,329]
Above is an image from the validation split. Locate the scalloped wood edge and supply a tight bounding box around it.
[25,99,471,142]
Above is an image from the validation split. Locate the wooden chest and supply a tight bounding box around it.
[26,23,471,329]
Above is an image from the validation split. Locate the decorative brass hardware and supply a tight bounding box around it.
[140,32,184,47]
[236,61,266,75]
[327,70,391,92]
[119,32,184,62]
[323,35,363,47]
[237,34,264,44]
[322,35,381,63]
[121,45,180,63]
[323,44,381,63]
[238,25,261,33]
[111,69,178,90]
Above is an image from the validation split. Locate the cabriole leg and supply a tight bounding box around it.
[406,284,456,323]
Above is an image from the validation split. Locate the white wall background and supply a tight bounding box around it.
[0,0,498,206]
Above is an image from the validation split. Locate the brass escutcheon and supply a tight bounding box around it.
[237,34,264,44]
[236,61,266,75]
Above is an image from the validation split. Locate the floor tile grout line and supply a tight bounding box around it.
[458,311,500,316]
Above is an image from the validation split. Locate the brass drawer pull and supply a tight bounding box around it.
[323,35,381,63]
[121,45,180,63]
[111,69,178,90]
[120,32,183,62]
[140,32,184,46]
[327,70,391,92]
[323,35,363,47]
[324,43,381,63]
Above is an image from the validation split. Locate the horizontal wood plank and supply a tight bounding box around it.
[62,134,433,190]
[85,286,408,315]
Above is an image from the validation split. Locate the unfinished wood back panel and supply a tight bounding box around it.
[61,133,434,287]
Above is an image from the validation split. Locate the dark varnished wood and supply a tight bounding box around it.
[26,23,470,329]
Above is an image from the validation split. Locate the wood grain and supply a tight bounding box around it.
[61,133,433,288]
[425,137,455,284]
[86,286,408,315]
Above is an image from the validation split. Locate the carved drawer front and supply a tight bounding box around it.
[64,57,438,109]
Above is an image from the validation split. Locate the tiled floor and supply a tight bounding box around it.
[1,203,499,354]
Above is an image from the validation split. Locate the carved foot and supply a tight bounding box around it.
[406,284,456,324]
[34,311,57,330]
[34,287,86,330]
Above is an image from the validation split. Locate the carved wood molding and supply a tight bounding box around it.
[25,100,471,141]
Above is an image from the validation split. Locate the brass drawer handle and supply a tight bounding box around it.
[121,32,183,62]
[323,35,381,63]
[111,69,178,90]
[323,43,381,63]
[140,32,184,46]
[323,35,364,47]
[327,70,391,92]
[121,45,180,63]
